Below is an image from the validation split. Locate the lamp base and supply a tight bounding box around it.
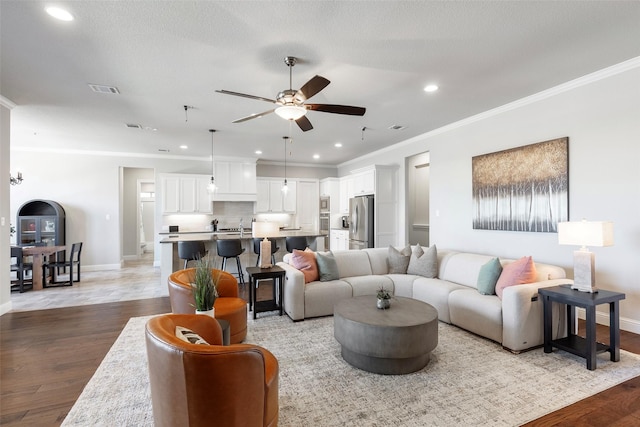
[571,249,598,293]
[259,238,272,269]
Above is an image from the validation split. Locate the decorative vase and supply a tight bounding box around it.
[196,307,215,318]
[377,298,390,310]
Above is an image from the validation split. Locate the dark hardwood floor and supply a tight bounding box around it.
[2,287,639,426]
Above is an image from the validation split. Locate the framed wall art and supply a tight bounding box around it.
[472,137,568,232]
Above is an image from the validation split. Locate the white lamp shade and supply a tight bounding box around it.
[558,220,614,248]
[275,105,307,121]
[252,222,279,238]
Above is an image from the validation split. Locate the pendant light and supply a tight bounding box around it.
[208,129,217,193]
[282,136,289,194]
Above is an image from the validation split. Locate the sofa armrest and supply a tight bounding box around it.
[276,262,306,321]
[501,279,572,352]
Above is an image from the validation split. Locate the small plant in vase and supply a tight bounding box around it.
[376,286,391,309]
[191,256,219,317]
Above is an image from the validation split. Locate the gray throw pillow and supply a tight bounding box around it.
[477,257,503,295]
[388,245,411,274]
[316,251,340,282]
[407,244,437,278]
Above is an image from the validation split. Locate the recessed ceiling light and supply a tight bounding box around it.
[180,145,188,149]
[424,84,439,93]
[45,7,74,21]
[313,154,320,159]
[255,150,262,155]
[334,142,343,148]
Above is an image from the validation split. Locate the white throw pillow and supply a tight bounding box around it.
[407,244,437,278]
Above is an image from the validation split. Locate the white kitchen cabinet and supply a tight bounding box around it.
[256,178,297,213]
[212,161,257,201]
[339,175,353,214]
[352,169,375,196]
[160,174,212,214]
[296,180,319,231]
[330,229,349,251]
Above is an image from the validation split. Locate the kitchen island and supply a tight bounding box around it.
[159,230,326,286]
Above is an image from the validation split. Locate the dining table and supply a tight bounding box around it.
[21,245,66,290]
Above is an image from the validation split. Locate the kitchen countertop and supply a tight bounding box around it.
[158,227,301,235]
[159,230,325,243]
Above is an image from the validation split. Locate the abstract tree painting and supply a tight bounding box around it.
[472,137,568,232]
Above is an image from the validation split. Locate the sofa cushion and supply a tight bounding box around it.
[387,245,411,274]
[495,256,537,299]
[477,257,503,295]
[385,274,418,298]
[412,278,468,324]
[364,247,392,275]
[175,326,209,345]
[316,251,340,282]
[448,289,503,344]
[291,249,319,283]
[333,250,374,278]
[343,275,393,297]
[439,253,496,289]
[304,279,353,319]
[407,244,437,278]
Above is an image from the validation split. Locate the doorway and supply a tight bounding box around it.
[121,167,155,261]
[138,179,155,257]
[406,152,430,246]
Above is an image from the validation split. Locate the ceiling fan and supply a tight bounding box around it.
[216,56,366,132]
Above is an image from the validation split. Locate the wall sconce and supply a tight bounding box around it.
[558,220,614,293]
[10,172,23,185]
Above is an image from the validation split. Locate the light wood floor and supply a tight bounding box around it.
[2,258,639,426]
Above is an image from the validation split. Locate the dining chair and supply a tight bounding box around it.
[10,246,33,293]
[43,242,82,287]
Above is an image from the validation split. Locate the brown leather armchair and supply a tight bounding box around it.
[145,314,279,427]
[168,268,247,343]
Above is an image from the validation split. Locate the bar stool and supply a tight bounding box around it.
[285,236,317,252]
[252,238,279,266]
[216,239,245,285]
[178,241,207,270]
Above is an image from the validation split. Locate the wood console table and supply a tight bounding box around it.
[539,284,625,370]
[22,245,66,290]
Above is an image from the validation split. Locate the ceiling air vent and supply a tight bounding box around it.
[158,148,170,153]
[125,123,142,129]
[388,124,407,131]
[88,84,120,94]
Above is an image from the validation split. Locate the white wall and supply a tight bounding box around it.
[1,104,12,315]
[339,62,640,331]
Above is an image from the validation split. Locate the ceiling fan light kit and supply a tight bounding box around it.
[216,56,365,132]
[275,105,307,120]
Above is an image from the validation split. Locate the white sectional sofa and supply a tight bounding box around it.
[277,247,570,352]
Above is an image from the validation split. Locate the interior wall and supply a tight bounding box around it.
[1,104,12,315]
[339,64,640,330]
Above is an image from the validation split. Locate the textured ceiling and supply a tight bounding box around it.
[2,1,640,166]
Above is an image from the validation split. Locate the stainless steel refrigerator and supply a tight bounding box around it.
[349,195,374,249]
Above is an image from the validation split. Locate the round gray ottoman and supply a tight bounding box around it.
[334,296,438,375]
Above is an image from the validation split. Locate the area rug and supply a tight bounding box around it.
[62,314,640,426]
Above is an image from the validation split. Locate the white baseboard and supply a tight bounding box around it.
[0,300,13,316]
[82,263,122,272]
[576,307,640,335]
[122,255,138,261]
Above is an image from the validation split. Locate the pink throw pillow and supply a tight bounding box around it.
[495,256,537,299]
[291,249,319,283]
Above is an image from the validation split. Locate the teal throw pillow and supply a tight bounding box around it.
[316,251,340,282]
[477,258,503,295]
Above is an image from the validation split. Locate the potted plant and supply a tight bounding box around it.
[376,286,391,309]
[191,255,219,317]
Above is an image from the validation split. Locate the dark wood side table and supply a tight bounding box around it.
[539,284,625,370]
[246,266,286,319]
[216,319,231,346]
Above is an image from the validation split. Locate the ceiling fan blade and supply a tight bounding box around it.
[295,115,313,132]
[215,89,276,104]
[305,104,366,116]
[232,109,275,123]
[298,75,330,100]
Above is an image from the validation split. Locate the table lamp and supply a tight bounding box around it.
[558,220,614,293]
[252,222,279,268]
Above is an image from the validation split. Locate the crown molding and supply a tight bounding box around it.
[0,95,17,109]
[339,56,640,169]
